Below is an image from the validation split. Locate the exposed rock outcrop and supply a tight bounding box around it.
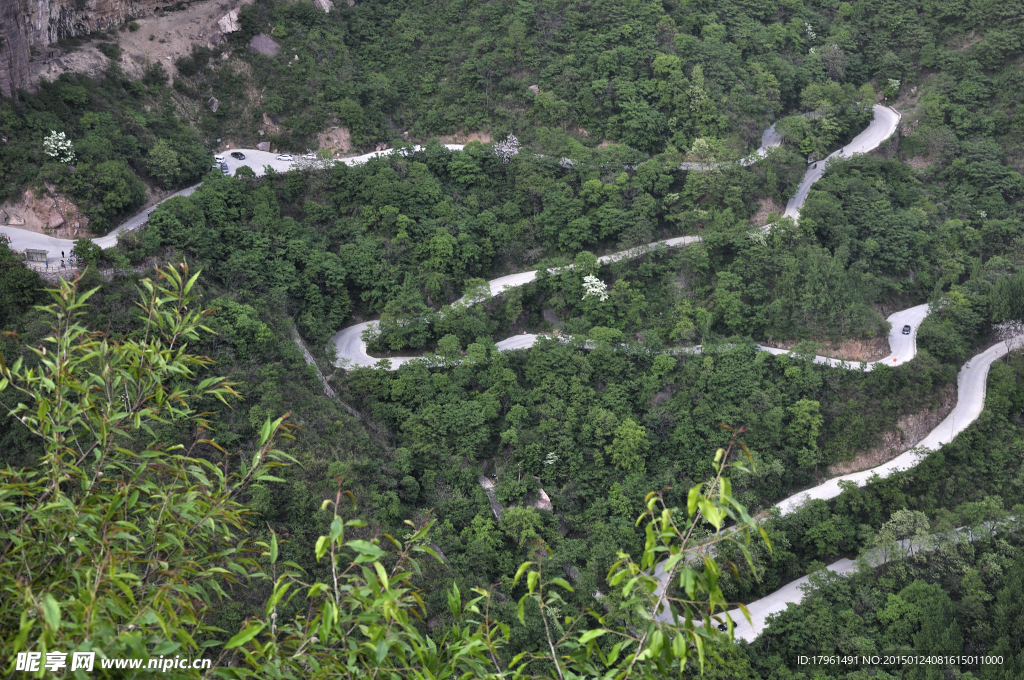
[249,33,280,57]
[217,9,240,33]
[318,126,353,155]
[1,1,32,99]
[2,0,171,99]
[0,186,89,238]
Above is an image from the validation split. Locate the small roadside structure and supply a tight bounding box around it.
[25,249,47,263]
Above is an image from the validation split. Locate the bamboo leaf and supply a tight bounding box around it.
[223,622,265,649]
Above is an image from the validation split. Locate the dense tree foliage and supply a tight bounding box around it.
[0,68,210,231]
[0,269,779,677]
[748,526,1024,680]
[1,0,1024,675]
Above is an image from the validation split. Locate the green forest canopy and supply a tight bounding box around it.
[1,0,1024,675]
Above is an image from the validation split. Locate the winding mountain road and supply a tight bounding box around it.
[2,105,1018,643]
[0,145,467,257]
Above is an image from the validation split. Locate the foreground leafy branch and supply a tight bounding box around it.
[0,265,296,674]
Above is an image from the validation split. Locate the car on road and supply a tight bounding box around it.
[230,151,246,160]
[214,155,225,162]
[277,154,295,161]
[902,324,912,335]
[302,152,317,159]
[220,163,230,175]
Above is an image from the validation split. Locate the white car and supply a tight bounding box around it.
[277,154,295,161]
[302,152,317,159]
[214,155,225,162]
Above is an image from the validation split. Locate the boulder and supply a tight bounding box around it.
[257,142,271,151]
[208,96,219,112]
[528,84,540,93]
[314,0,334,12]
[218,10,240,34]
[249,33,281,57]
[47,211,65,228]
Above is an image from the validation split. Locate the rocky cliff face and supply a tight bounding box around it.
[1,1,32,100]
[2,0,167,99]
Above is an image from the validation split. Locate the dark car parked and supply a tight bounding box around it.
[220,163,230,175]
[230,152,246,160]
[902,325,912,335]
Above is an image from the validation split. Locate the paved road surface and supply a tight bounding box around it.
[783,106,901,220]
[774,337,1016,515]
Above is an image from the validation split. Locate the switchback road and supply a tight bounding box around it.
[3,105,1012,643]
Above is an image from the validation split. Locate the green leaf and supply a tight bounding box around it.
[267,582,291,617]
[579,629,607,645]
[42,594,60,630]
[650,629,664,657]
[345,540,386,563]
[698,499,722,530]
[448,583,462,617]
[679,567,698,599]
[269,532,278,564]
[758,525,773,552]
[260,418,275,447]
[329,517,343,543]
[687,484,702,517]
[512,561,533,587]
[373,562,389,590]
[672,633,688,660]
[315,536,329,562]
[547,577,574,592]
[223,622,265,649]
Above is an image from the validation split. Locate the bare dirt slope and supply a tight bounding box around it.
[117,0,254,81]
[27,0,253,88]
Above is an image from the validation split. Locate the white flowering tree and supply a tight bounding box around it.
[493,134,520,164]
[884,78,901,100]
[582,274,609,301]
[43,131,75,164]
